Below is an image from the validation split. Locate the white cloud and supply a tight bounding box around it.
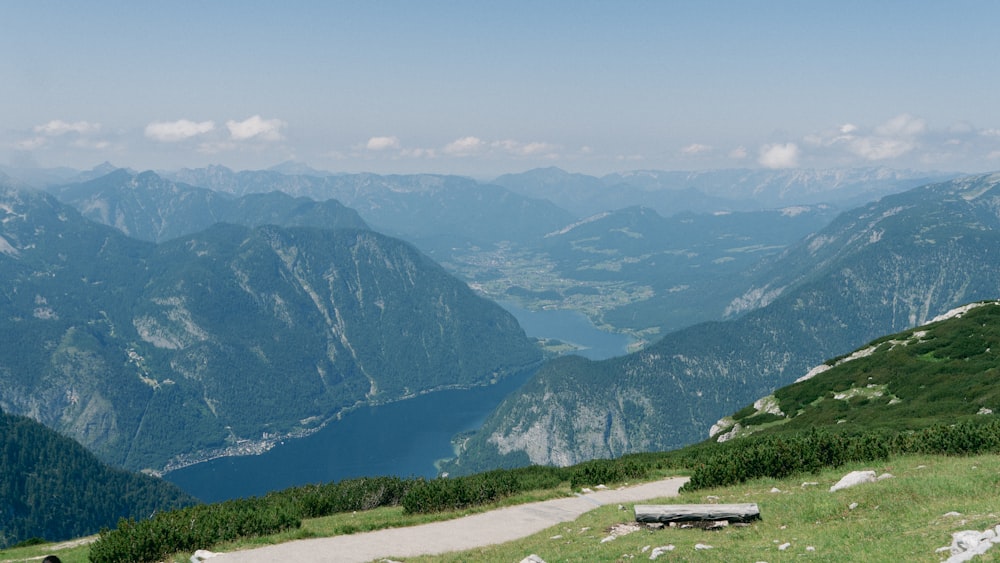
[758,143,800,169]
[366,136,401,151]
[14,137,47,150]
[682,143,712,155]
[848,137,916,160]
[401,147,436,158]
[226,115,286,141]
[34,120,101,136]
[874,113,926,137]
[145,119,215,142]
[443,136,486,156]
[492,139,558,157]
[728,146,748,159]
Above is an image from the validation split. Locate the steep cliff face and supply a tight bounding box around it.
[447,173,1000,472]
[0,184,540,471]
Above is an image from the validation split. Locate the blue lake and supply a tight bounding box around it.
[498,300,634,360]
[165,368,535,503]
[166,302,629,502]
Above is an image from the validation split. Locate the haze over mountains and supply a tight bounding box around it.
[444,172,1000,472]
[0,161,994,496]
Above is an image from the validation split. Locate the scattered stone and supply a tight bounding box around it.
[830,470,876,492]
[778,542,791,551]
[649,545,675,559]
[549,535,562,540]
[694,543,713,550]
[581,488,594,494]
[770,487,782,493]
[619,504,627,511]
[707,520,729,530]
[978,407,993,415]
[917,465,927,469]
[596,484,608,489]
[944,512,963,518]
[806,546,816,552]
[641,545,650,553]
[190,550,220,563]
[520,555,546,563]
[706,495,720,502]
[877,473,894,481]
[849,502,858,510]
[801,482,819,488]
[943,526,1000,562]
[602,522,642,543]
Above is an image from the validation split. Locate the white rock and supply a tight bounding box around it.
[849,502,858,510]
[877,473,894,481]
[830,470,877,492]
[581,488,594,494]
[952,530,985,553]
[801,482,819,487]
[778,542,791,551]
[649,545,675,559]
[806,546,816,552]
[770,487,781,493]
[549,535,562,540]
[596,484,608,489]
[191,550,220,563]
[601,535,616,543]
[944,512,964,517]
[694,543,713,550]
[520,556,547,563]
[641,545,650,553]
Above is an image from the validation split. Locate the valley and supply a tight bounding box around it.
[1,164,997,550]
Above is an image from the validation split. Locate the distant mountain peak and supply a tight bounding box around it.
[267,160,332,177]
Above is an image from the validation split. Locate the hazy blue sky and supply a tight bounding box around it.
[4,1,1000,176]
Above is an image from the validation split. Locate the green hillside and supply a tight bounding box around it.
[0,410,195,549]
[713,300,1000,442]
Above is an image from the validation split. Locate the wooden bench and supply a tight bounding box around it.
[634,503,760,523]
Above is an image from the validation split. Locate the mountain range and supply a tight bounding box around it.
[444,172,1000,473]
[0,182,539,472]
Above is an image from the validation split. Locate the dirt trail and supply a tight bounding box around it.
[213,476,688,563]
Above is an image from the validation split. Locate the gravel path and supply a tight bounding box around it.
[213,476,688,562]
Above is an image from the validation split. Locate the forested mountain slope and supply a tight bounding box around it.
[0,184,539,472]
[0,409,195,548]
[446,173,1000,473]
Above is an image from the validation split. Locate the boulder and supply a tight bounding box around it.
[829,470,876,492]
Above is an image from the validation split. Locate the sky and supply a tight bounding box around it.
[4,1,1000,178]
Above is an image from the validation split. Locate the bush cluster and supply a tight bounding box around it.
[683,419,1000,491]
[88,476,412,563]
[88,497,299,563]
[568,457,649,489]
[401,469,519,513]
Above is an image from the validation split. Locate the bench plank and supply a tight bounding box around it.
[634,503,760,523]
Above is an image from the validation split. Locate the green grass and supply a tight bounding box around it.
[7,454,999,563]
[401,453,1000,562]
